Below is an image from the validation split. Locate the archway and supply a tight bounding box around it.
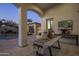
[13,3,44,47]
[25,9,43,45]
[27,10,42,35]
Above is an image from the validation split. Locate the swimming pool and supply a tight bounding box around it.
[0,34,18,40]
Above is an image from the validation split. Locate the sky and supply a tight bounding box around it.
[0,3,41,24]
[27,10,41,23]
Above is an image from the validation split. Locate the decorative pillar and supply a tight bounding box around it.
[34,24,37,35]
[41,17,46,35]
[18,7,27,47]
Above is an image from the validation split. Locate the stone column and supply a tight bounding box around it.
[41,17,46,35]
[18,7,27,47]
[34,24,37,35]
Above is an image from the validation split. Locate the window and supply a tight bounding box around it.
[46,18,53,31]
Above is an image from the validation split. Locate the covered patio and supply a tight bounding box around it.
[0,3,79,56]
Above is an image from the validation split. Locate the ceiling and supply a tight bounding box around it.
[35,3,58,11]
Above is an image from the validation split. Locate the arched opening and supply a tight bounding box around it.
[0,3,19,49]
[26,9,42,44]
[27,10,42,35]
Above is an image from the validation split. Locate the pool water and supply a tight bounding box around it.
[0,34,18,40]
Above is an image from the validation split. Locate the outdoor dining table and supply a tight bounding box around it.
[33,36,61,56]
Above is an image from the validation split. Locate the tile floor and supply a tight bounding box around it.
[0,35,79,56]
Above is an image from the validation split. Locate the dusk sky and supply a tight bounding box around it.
[0,3,41,24]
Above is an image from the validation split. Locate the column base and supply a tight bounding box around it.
[18,44,28,48]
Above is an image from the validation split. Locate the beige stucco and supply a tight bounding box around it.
[42,3,79,35]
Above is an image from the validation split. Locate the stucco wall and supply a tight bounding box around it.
[42,3,79,35]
